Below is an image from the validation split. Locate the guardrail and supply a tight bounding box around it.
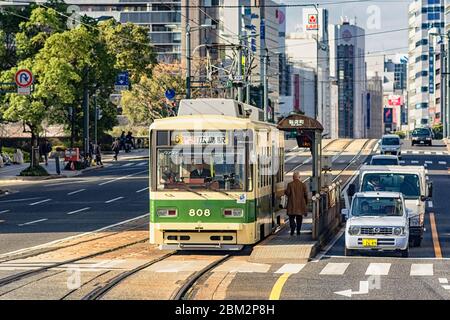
[311,181,342,242]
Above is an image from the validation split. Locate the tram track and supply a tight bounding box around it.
[0,237,150,290]
[286,139,353,174]
[0,219,149,264]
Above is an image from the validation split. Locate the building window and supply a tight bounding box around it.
[416,103,429,109]
[436,83,441,90]
[436,98,441,104]
[428,0,440,5]
[421,86,429,92]
[436,68,441,75]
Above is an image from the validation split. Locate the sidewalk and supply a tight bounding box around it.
[0,148,149,181]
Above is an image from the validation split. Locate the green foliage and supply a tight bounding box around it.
[121,63,185,126]
[19,165,49,176]
[432,124,443,140]
[394,131,406,139]
[2,147,31,163]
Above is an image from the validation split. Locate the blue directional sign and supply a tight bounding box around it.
[165,89,176,100]
[260,20,265,40]
[115,71,129,86]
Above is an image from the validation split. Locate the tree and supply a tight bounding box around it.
[98,19,156,83]
[121,63,185,126]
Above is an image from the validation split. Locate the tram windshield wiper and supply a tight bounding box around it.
[180,184,208,199]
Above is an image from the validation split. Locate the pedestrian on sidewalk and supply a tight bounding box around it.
[285,172,309,236]
[39,139,52,166]
[120,131,126,151]
[112,138,120,161]
[13,148,24,164]
[95,144,104,167]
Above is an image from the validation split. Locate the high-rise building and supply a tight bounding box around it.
[285,8,331,136]
[366,74,383,138]
[407,0,446,129]
[329,20,367,138]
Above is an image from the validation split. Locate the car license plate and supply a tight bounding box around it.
[362,239,378,247]
[420,141,424,144]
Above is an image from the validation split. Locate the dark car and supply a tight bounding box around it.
[411,128,433,146]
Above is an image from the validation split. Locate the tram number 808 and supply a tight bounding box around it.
[188,209,211,217]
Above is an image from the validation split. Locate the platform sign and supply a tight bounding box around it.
[15,69,33,88]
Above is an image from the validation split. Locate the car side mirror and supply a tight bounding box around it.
[348,184,356,198]
[427,182,433,198]
[341,208,349,221]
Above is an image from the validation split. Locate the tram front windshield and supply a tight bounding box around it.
[157,149,247,191]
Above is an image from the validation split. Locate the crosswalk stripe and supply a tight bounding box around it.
[399,161,406,164]
[439,161,447,165]
[410,264,433,276]
[365,263,391,276]
[275,264,306,274]
[319,263,350,275]
[425,161,433,164]
[411,161,419,164]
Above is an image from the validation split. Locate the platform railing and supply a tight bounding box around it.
[312,182,342,241]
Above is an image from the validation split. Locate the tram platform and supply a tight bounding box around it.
[249,214,320,264]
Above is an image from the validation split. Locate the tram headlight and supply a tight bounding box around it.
[223,208,243,218]
[157,208,178,217]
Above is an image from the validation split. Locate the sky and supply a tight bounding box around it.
[284,0,411,55]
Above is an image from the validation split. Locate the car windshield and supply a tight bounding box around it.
[371,158,399,165]
[351,197,404,217]
[382,137,400,146]
[412,128,430,136]
[157,148,247,191]
[361,173,421,199]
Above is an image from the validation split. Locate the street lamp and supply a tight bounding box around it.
[186,23,216,99]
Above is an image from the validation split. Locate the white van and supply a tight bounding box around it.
[342,192,410,257]
[346,166,432,247]
[380,134,402,157]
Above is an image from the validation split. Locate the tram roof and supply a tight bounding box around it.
[150,114,277,131]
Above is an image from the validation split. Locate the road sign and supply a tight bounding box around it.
[165,89,176,100]
[17,86,31,95]
[260,20,265,40]
[15,69,33,88]
[115,71,129,92]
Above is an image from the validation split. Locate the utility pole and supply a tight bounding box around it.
[82,66,89,165]
[186,23,191,99]
[447,31,450,139]
[237,6,244,103]
[263,51,269,122]
[94,94,98,147]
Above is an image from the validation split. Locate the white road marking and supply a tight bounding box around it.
[320,263,350,275]
[105,197,124,204]
[67,189,86,196]
[313,228,345,262]
[121,163,134,167]
[136,187,149,193]
[335,281,369,298]
[275,264,306,274]
[439,278,448,284]
[0,213,149,259]
[410,264,433,276]
[443,285,450,290]
[18,218,48,227]
[412,151,420,155]
[0,197,42,204]
[98,170,148,186]
[29,199,52,206]
[399,161,406,164]
[365,263,391,276]
[0,210,10,214]
[439,161,447,165]
[425,161,433,164]
[67,207,91,215]
[411,161,419,164]
[136,162,147,166]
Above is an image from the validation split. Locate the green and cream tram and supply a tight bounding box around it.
[149,99,285,250]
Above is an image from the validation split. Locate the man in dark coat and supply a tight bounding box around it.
[285,172,309,236]
[190,163,211,179]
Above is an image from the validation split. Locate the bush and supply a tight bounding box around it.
[19,165,49,177]
[432,124,443,140]
[2,147,31,163]
[394,131,406,139]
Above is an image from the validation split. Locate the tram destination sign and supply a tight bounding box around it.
[172,131,228,145]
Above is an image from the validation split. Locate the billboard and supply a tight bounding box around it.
[384,108,393,124]
[303,8,319,31]
[388,95,403,106]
